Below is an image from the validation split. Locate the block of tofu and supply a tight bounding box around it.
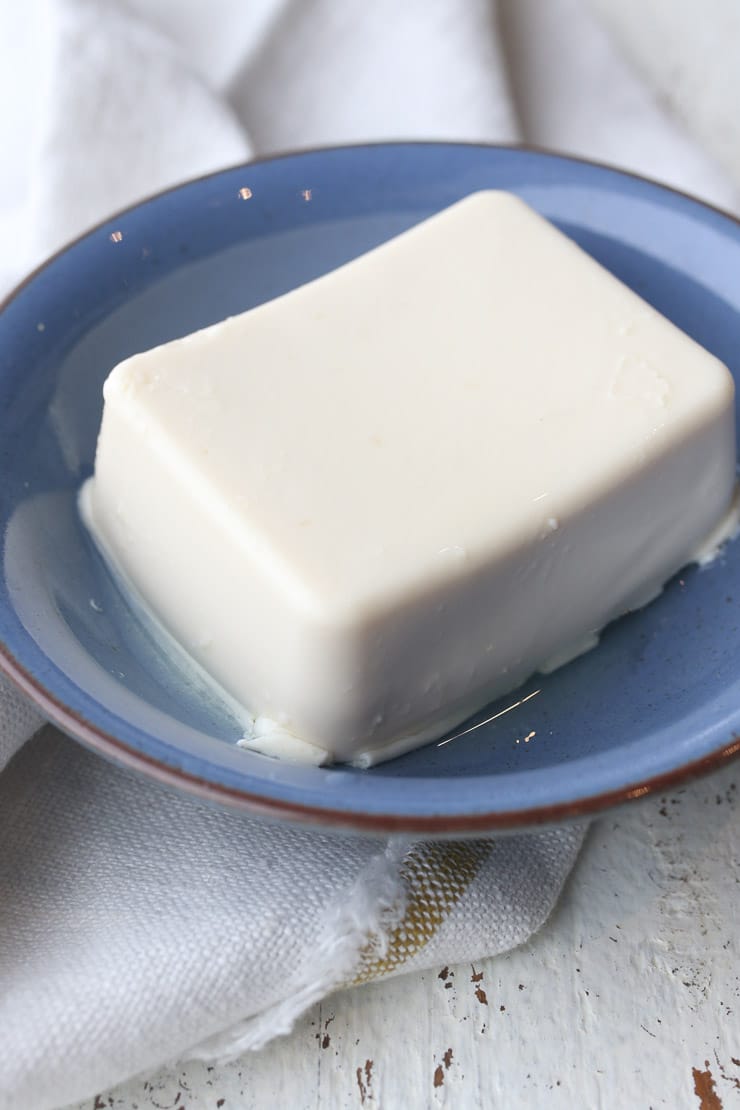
[80,192,737,766]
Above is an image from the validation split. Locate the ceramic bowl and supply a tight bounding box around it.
[2,143,739,834]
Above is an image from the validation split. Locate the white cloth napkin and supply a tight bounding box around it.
[0,2,736,1108]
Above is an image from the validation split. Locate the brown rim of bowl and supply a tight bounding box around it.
[1,140,740,835]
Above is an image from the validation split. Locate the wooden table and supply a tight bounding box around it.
[72,759,740,1109]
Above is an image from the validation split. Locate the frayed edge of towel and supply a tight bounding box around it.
[183,835,412,1061]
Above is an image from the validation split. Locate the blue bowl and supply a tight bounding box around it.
[2,143,740,835]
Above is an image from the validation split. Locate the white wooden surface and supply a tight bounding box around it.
[71,760,740,1110]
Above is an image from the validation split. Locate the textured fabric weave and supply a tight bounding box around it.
[0,724,585,1107]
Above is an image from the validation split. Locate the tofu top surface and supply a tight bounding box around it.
[104,191,734,621]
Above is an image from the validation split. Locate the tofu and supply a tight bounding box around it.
[80,192,737,765]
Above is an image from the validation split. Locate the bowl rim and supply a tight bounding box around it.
[2,139,740,835]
